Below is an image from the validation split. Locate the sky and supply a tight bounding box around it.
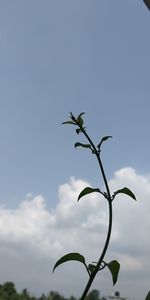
[0,1,150,299]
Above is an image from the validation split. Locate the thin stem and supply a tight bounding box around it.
[73,120,113,300]
[80,158,112,300]
[79,127,111,200]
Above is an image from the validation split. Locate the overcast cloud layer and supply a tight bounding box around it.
[0,167,150,300]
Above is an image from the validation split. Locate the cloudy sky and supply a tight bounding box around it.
[0,1,150,300]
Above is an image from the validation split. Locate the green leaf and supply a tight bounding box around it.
[77,112,85,127]
[100,135,112,143]
[62,121,76,125]
[78,187,100,201]
[53,252,87,273]
[97,136,112,150]
[106,260,120,286]
[76,128,81,134]
[77,112,85,118]
[113,187,136,201]
[145,291,150,300]
[88,264,96,275]
[76,128,82,134]
[74,142,92,150]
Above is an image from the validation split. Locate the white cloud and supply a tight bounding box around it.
[0,168,150,300]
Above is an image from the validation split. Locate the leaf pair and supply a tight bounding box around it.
[75,136,112,153]
[77,186,136,202]
[53,253,120,286]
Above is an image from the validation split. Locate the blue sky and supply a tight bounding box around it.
[0,1,150,300]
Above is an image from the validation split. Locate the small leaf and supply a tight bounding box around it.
[100,136,112,143]
[88,264,96,275]
[77,112,85,127]
[113,187,136,201]
[77,112,85,118]
[145,291,150,300]
[62,121,76,125]
[97,136,112,150]
[106,260,120,286]
[74,142,92,150]
[53,252,86,273]
[78,187,100,201]
[76,128,81,134]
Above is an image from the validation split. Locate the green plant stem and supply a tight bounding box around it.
[80,200,112,300]
[78,126,113,300]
